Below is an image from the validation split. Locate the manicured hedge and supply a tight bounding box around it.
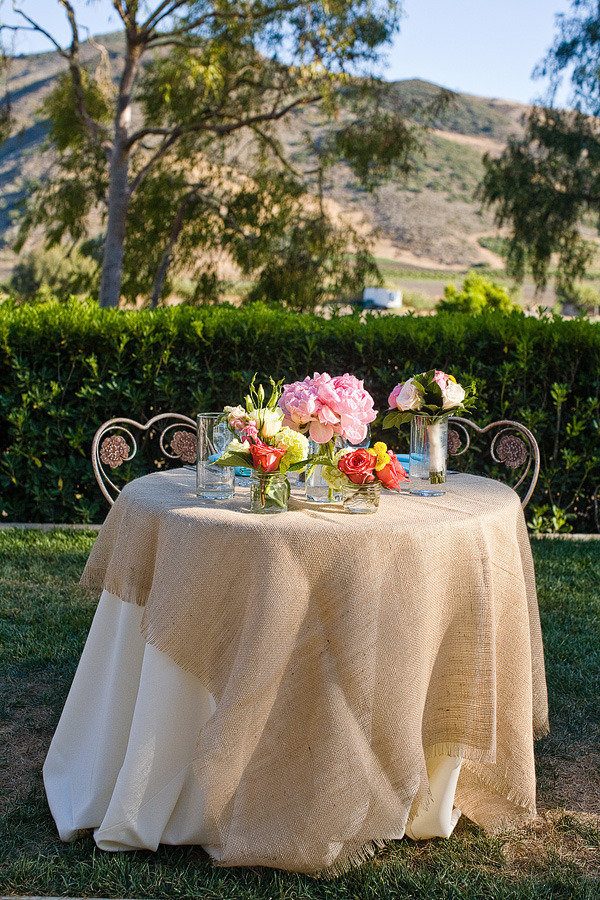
[1,300,599,530]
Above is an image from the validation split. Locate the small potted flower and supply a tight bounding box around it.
[216,378,309,513]
[322,442,408,513]
[384,370,475,486]
[278,372,377,503]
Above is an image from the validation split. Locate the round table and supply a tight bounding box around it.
[44,468,548,876]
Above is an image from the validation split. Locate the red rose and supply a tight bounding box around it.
[249,440,286,473]
[377,453,409,490]
[338,448,377,484]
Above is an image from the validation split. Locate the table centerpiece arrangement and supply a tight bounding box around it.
[319,442,409,513]
[278,372,377,503]
[215,378,308,513]
[384,369,475,493]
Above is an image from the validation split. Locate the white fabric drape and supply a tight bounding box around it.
[45,591,461,853]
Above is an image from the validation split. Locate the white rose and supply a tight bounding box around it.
[251,407,285,438]
[396,378,422,411]
[442,380,466,410]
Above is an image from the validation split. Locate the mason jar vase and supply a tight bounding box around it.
[341,480,381,514]
[249,472,290,513]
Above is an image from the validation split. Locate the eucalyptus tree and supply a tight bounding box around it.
[2,0,429,308]
[479,0,600,292]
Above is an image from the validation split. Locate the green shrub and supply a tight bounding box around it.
[477,235,510,258]
[0,300,598,530]
[7,247,99,300]
[558,284,600,316]
[438,270,519,314]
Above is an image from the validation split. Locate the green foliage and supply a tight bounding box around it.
[480,107,600,293]
[7,246,99,300]
[11,1,427,308]
[477,235,509,257]
[438,270,519,314]
[244,214,380,311]
[558,283,600,315]
[480,3,600,293]
[528,504,574,535]
[0,301,598,530]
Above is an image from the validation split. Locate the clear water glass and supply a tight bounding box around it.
[305,438,342,504]
[409,415,448,492]
[196,413,235,500]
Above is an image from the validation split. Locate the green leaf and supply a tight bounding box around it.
[383,410,411,430]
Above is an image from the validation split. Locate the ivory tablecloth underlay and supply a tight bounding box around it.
[44,468,548,875]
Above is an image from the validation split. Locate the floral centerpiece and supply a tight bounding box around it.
[279,372,377,502]
[216,378,309,512]
[322,442,408,513]
[383,370,475,485]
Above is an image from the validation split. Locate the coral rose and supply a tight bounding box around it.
[377,454,408,490]
[338,448,377,484]
[249,440,286,473]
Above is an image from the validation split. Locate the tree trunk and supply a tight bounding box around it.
[98,42,141,309]
[99,146,130,308]
[149,190,199,307]
[149,238,176,308]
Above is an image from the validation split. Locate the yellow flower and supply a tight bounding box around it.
[367,441,391,471]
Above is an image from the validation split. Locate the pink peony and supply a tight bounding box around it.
[279,372,376,444]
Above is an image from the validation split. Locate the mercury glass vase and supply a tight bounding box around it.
[305,438,343,504]
[249,472,290,513]
[341,480,381,514]
[409,416,449,485]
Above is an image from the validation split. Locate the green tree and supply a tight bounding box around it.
[479,0,600,292]
[2,0,432,309]
[438,270,519,315]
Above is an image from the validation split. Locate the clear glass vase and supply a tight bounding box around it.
[305,438,342,504]
[341,480,381,514]
[409,416,448,485]
[196,413,235,500]
[249,472,290,513]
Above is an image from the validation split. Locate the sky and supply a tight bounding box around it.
[3,0,573,105]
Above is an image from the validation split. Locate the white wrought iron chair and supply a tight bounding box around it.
[447,417,540,508]
[92,413,197,506]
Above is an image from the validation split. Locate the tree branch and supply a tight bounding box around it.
[143,0,299,42]
[129,130,182,194]
[11,7,69,57]
[58,2,113,155]
[126,92,322,151]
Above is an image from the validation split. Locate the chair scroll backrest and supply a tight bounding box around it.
[92,413,197,506]
[447,417,540,509]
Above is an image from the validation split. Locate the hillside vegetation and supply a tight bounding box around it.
[0,33,529,283]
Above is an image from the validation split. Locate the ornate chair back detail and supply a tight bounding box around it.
[92,413,197,505]
[447,418,540,508]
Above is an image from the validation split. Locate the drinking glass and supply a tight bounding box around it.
[196,413,235,500]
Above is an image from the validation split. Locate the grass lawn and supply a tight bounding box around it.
[0,530,598,899]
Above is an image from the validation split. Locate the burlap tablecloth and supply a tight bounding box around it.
[80,468,548,875]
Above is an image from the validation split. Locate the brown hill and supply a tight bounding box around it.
[0,34,527,280]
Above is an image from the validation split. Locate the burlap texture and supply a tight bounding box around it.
[81,469,548,875]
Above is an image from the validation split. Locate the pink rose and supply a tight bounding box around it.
[241,423,259,443]
[388,377,421,412]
